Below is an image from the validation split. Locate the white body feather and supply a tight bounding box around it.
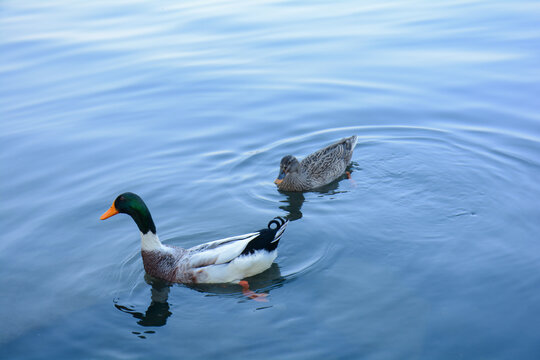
[192,249,278,283]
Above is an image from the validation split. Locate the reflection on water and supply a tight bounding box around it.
[114,264,284,329]
[279,192,305,221]
[114,275,172,328]
[278,163,358,221]
[187,263,284,298]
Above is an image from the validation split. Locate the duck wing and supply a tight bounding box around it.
[301,135,358,177]
[187,217,288,268]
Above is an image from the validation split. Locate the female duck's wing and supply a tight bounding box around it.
[301,135,358,177]
[187,217,288,269]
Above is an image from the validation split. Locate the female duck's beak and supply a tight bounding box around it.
[274,170,286,185]
[100,203,119,220]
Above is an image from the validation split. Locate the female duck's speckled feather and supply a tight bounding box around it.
[100,192,288,284]
[275,135,358,191]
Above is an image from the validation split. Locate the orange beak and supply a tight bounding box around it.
[100,203,119,220]
[275,170,286,185]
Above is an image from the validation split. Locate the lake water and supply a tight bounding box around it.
[2,0,540,358]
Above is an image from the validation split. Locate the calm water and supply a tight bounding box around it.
[2,0,540,358]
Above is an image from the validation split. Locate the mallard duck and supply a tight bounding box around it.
[100,192,288,284]
[274,135,358,191]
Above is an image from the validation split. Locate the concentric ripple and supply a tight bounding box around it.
[217,125,540,280]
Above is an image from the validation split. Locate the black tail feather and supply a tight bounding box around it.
[241,217,288,255]
[268,216,287,230]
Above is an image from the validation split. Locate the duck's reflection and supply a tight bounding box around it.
[187,262,283,298]
[278,163,358,221]
[114,263,284,327]
[278,192,305,221]
[114,275,172,327]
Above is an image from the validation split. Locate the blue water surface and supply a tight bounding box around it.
[1,0,540,359]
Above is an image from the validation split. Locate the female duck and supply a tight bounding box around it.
[275,135,358,191]
[100,192,288,284]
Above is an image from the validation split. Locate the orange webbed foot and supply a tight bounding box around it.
[238,280,269,302]
[346,171,357,187]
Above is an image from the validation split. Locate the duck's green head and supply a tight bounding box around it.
[100,192,156,234]
[275,155,300,185]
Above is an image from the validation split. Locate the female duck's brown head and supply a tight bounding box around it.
[274,155,301,185]
[100,192,156,234]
